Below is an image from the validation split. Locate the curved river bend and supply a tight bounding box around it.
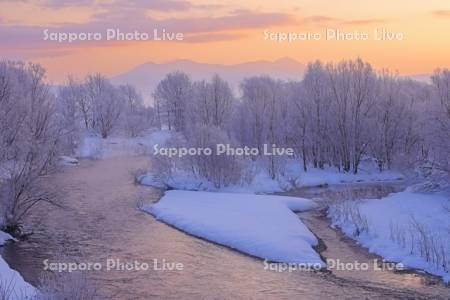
[1,156,449,299]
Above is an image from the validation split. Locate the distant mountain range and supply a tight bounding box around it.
[111,58,432,103]
[111,58,306,103]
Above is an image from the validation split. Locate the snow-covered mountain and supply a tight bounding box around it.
[111,57,306,103]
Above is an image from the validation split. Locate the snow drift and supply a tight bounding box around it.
[143,190,325,266]
[329,190,450,282]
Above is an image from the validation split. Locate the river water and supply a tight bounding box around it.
[1,156,449,299]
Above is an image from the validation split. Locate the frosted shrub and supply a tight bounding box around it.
[327,189,372,236]
[408,217,450,272]
[0,172,56,235]
[120,84,150,138]
[259,155,289,180]
[0,276,29,300]
[150,126,244,189]
[0,62,61,235]
[389,217,450,273]
[389,221,407,249]
[184,125,243,188]
[149,133,184,184]
[329,200,369,236]
[239,160,258,186]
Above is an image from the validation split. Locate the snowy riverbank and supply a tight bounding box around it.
[143,190,325,266]
[139,160,403,194]
[0,232,36,299]
[328,189,450,283]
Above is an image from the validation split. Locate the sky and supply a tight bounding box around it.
[0,0,449,82]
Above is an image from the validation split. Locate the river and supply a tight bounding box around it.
[1,156,449,299]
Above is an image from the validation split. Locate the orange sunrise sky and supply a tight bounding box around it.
[0,0,449,82]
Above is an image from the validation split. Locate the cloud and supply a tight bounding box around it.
[432,10,450,18]
[2,0,197,11]
[104,0,192,12]
[301,15,338,24]
[184,32,246,43]
[159,11,295,33]
[42,0,94,8]
[0,39,74,59]
[0,24,44,45]
[0,8,295,58]
[340,18,385,25]
[300,15,384,26]
[0,0,94,8]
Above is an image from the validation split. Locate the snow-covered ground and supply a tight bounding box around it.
[143,190,325,266]
[140,159,403,194]
[75,130,171,159]
[0,232,36,299]
[328,189,450,282]
[58,156,79,166]
[288,163,403,188]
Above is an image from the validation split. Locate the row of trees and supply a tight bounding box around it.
[58,74,154,145]
[1,58,449,228]
[153,59,449,186]
[154,73,234,131]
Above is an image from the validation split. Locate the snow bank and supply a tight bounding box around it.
[329,190,450,282]
[289,164,403,188]
[0,231,14,245]
[144,190,325,265]
[0,232,36,299]
[139,171,215,191]
[58,156,79,166]
[140,159,403,194]
[75,130,172,159]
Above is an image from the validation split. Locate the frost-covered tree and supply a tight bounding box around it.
[239,76,272,153]
[431,68,450,173]
[191,75,234,129]
[209,75,234,128]
[303,61,332,169]
[326,59,377,173]
[84,74,124,138]
[119,84,148,137]
[146,60,450,188]
[153,72,192,132]
[0,61,61,234]
[288,81,311,172]
[235,77,290,178]
[56,77,84,153]
[370,71,407,171]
